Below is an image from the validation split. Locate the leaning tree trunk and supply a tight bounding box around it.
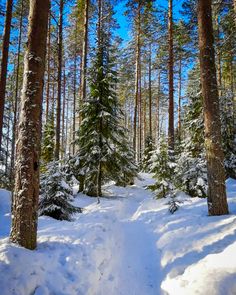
[10,0,50,250]
[0,0,13,150]
[197,0,228,216]
[168,0,174,150]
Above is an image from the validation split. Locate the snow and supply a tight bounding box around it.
[0,175,236,295]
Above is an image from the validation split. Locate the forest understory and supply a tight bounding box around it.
[0,0,235,294]
[0,173,236,295]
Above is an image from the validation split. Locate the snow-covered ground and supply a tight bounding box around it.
[0,174,236,295]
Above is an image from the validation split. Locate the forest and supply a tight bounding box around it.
[0,0,235,294]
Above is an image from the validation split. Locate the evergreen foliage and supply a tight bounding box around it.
[149,139,176,199]
[75,3,137,196]
[175,67,207,198]
[41,112,55,170]
[141,135,154,172]
[39,161,82,221]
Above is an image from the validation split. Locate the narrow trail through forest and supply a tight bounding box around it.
[1,174,236,295]
[80,173,162,295]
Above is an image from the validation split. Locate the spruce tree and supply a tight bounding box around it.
[75,0,137,197]
[41,112,55,170]
[175,65,207,198]
[39,161,82,221]
[141,135,154,172]
[149,138,176,198]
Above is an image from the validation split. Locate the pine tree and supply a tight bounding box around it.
[10,0,50,250]
[197,0,228,215]
[0,0,13,151]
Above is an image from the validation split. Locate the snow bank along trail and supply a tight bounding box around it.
[0,175,236,295]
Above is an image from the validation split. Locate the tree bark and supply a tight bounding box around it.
[72,54,77,155]
[168,0,174,150]
[178,57,182,140]
[197,0,228,216]
[0,0,13,150]
[10,0,24,184]
[45,8,51,122]
[148,42,152,138]
[55,0,63,160]
[97,0,103,198]
[10,0,50,249]
[61,66,66,157]
[133,0,141,159]
[138,51,142,162]
[156,69,161,143]
[80,0,89,103]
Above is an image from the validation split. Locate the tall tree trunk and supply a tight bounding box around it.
[156,69,161,143]
[197,0,228,216]
[72,54,77,155]
[80,0,89,103]
[178,57,182,140]
[97,0,103,198]
[215,15,222,97]
[133,0,141,159]
[10,0,50,250]
[0,0,13,150]
[138,54,142,162]
[10,0,24,184]
[143,81,147,144]
[61,66,66,157]
[55,0,63,160]
[168,0,174,150]
[45,8,51,122]
[148,42,152,137]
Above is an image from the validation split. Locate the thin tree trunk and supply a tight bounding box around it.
[97,0,103,198]
[55,0,63,160]
[0,0,13,150]
[197,0,228,216]
[148,42,152,137]
[133,0,141,159]
[10,0,50,250]
[156,69,161,143]
[10,0,24,184]
[80,0,89,103]
[72,54,77,155]
[178,57,182,140]
[168,0,174,150]
[143,80,147,144]
[45,8,51,122]
[138,54,142,162]
[61,66,66,157]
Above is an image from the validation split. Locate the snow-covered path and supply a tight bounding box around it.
[0,174,236,295]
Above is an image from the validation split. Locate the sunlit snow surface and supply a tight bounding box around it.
[0,175,235,295]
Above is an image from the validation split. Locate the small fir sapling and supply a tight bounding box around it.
[141,135,155,172]
[39,161,82,221]
[149,140,176,198]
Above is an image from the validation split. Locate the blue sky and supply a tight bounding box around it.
[114,0,185,42]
